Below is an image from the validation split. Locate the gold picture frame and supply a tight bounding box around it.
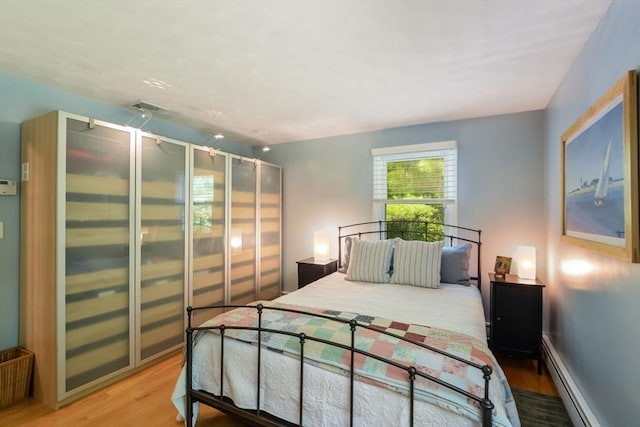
[561,70,639,262]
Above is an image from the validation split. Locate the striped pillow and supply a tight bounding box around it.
[345,239,394,283]
[390,240,444,288]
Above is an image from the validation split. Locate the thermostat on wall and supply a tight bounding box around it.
[0,179,16,195]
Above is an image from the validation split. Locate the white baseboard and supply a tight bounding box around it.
[542,333,600,427]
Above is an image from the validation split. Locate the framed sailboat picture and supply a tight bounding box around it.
[561,70,639,262]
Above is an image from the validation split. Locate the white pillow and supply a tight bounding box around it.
[345,239,394,283]
[390,240,444,288]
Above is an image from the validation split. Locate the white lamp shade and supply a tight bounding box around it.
[314,231,331,262]
[517,246,536,279]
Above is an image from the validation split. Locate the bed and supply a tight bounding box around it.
[172,221,520,427]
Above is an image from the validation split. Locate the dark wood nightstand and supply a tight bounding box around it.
[296,257,338,288]
[489,273,545,374]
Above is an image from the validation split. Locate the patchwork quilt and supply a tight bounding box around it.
[195,301,518,427]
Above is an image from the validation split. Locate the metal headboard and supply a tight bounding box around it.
[338,221,482,291]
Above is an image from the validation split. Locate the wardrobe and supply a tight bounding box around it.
[19,111,281,408]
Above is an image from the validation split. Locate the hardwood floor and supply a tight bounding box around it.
[0,353,558,426]
[497,355,559,397]
[0,353,248,427]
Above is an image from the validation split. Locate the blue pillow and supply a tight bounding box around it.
[440,243,472,285]
[338,236,354,273]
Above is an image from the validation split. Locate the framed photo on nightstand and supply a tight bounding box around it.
[494,256,512,278]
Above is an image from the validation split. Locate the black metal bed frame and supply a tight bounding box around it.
[184,221,491,427]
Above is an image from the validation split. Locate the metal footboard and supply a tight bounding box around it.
[184,304,494,427]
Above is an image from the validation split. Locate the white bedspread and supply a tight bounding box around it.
[172,273,518,427]
[278,273,488,343]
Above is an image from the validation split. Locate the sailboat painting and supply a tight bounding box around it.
[564,99,624,246]
[593,139,612,208]
[561,70,639,262]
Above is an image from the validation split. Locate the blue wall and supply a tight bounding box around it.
[0,72,253,350]
[0,122,21,350]
[264,109,546,315]
[544,1,640,425]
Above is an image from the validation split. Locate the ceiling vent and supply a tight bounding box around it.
[129,100,168,113]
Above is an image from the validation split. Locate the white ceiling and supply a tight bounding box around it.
[0,0,612,145]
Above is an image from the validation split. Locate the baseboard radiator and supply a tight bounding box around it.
[542,334,600,427]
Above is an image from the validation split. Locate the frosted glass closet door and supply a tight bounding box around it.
[230,159,256,305]
[259,164,281,300]
[139,136,187,360]
[64,118,133,392]
[191,149,226,326]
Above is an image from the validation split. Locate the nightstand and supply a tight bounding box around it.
[489,273,545,374]
[296,257,338,288]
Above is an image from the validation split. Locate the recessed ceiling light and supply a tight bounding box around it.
[142,78,172,90]
[214,133,224,140]
[262,146,271,152]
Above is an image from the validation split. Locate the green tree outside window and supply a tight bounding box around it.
[385,158,445,241]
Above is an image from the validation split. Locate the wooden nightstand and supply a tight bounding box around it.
[489,273,545,374]
[296,257,338,288]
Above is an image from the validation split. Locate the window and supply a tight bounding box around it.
[372,141,457,240]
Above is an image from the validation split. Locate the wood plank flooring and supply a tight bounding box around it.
[0,353,247,427]
[1,353,558,426]
[497,355,559,396]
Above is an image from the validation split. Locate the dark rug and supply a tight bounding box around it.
[512,388,572,426]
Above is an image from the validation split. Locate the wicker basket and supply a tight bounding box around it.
[0,347,34,407]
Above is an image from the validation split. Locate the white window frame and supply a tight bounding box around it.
[371,141,458,225]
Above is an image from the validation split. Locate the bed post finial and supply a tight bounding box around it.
[186,306,193,328]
